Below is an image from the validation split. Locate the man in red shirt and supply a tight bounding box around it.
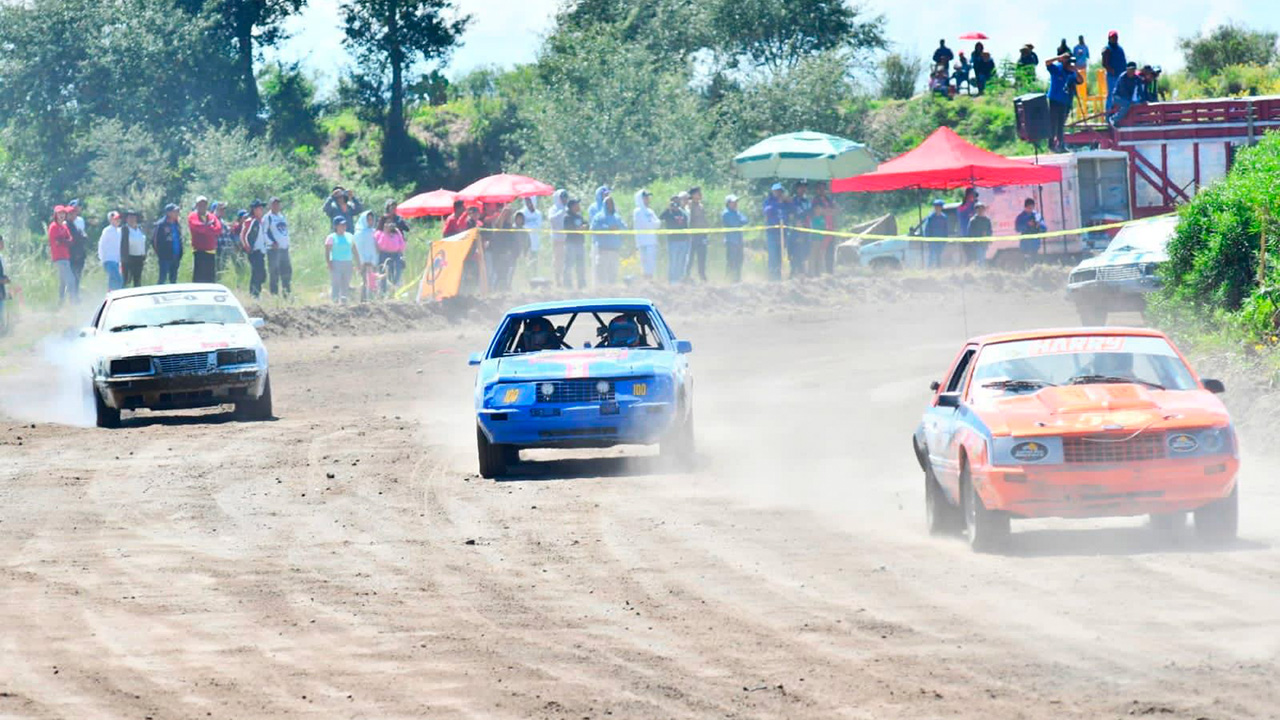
[442,200,470,236]
[188,195,223,283]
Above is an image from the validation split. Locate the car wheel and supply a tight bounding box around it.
[962,465,1009,553]
[869,257,901,273]
[1077,302,1107,326]
[94,388,121,429]
[476,423,508,479]
[236,375,274,421]
[1149,511,1185,539]
[660,404,696,470]
[1194,486,1238,544]
[925,464,963,536]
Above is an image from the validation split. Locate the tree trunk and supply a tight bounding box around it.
[236,21,263,130]
[383,2,410,179]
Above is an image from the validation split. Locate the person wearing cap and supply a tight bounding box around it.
[48,206,77,304]
[1101,31,1127,112]
[1017,44,1038,67]
[922,199,951,268]
[966,201,993,266]
[322,185,362,222]
[120,210,148,287]
[188,196,222,284]
[152,203,184,285]
[264,197,293,297]
[721,195,749,283]
[683,187,709,282]
[590,194,627,286]
[1045,53,1079,151]
[1108,62,1143,128]
[65,201,89,290]
[242,200,269,297]
[762,182,791,281]
[325,215,360,303]
[632,190,660,280]
[561,198,588,289]
[659,193,690,284]
[98,211,124,291]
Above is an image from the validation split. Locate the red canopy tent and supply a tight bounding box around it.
[397,188,459,218]
[831,126,1061,193]
[457,173,554,204]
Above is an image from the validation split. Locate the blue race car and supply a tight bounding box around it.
[469,298,695,477]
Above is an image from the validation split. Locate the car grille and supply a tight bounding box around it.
[536,380,616,404]
[154,352,212,375]
[1097,264,1141,282]
[1063,432,1166,463]
[1070,268,1097,284]
[539,427,618,439]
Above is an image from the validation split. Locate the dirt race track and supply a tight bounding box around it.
[2,278,1279,719]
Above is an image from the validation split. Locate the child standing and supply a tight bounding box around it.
[325,216,360,303]
[353,210,379,300]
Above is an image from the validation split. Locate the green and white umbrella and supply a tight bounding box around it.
[733,131,877,180]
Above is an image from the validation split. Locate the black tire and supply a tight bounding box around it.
[94,388,121,429]
[1194,486,1238,544]
[925,464,964,536]
[1077,302,1107,326]
[660,404,696,470]
[236,375,274,421]
[962,465,1009,553]
[476,423,508,479]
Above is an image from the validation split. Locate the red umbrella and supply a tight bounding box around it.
[397,188,459,218]
[456,173,554,204]
[959,32,989,40]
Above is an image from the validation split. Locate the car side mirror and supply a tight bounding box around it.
[936,392,961,408]
[929,380,940,392]
[676,340,693,354]
[250,317,266,329]
[1202,378,1225,394]
[468,352,483,367]
[78,327,97,338]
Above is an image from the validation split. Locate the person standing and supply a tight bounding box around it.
[120,210,148,288]
[48,206,77,304]
[443,200,469,236]
[353,210,379,300]
[659,194,690,284]
[721,195,749,283]
[322,186,362,223]
[1072,35,1090,69]
[521,197,543,276]
[241,200,268,297]
[787,181,812,278]
[211,202,240,277]
[685,187,709,282]
[762,183,791,281]
[152,204,183,285]
[1046,54,1078,151]
[547,189,568,286]
[632,189,660,280]
[383,199,410,235]
[375,213,407,295]
[810,183,837,274]
[561,198,588,290]
[188,196,222,284]
[325,216,359,303]
[966,201,993,266]
[1101,31,1127,112]
[956,188,979,236]
[972,49,996,95]
[65,201,89,291]
[98,211,124,291]
[1015,197,1047,259]
[590,195,627,286]
[923,199,950,268]
[264,197,293,297]
[932,39,954,73]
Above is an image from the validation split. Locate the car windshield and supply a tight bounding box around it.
[493,310,665,356]
[102,290,247,332]
[1105,218,1177,254]
[970,335,1197,397]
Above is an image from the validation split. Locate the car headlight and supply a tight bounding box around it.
[109,356,153,375]
[1198,426,1233,455]
[217,348,257,366]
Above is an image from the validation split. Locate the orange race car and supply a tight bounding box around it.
[913,327,1239,552]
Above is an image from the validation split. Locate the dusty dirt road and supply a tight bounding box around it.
[2,279,1278,719]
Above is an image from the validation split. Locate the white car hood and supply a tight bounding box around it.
[1073,245,1168,272]
[97,323,263,358]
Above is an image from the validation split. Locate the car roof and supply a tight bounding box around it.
[969,326,1169,346]
[505,298,658,316]
[106,283,235,300]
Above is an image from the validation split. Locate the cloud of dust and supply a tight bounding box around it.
[0,332,96,426]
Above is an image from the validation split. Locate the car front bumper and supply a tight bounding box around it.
[477,399,679,448]
[97,369,265,410]
[1067,277,1161,303]
[975,457,1239,518]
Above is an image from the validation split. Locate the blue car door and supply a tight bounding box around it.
[924,345,977,488]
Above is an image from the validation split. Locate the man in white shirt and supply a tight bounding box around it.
[264,197,293,297]
[632,189,660,280]
[120,210,148,287]
[547,189,568,286]
[521,197,543,276]
[97,211,124,291]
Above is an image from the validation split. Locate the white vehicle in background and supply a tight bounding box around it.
[82,284,272,428]
[1066,215,1179,325]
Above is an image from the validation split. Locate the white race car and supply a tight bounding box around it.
[82,283,272,427]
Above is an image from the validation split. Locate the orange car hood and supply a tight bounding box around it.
[972,384,1230,437]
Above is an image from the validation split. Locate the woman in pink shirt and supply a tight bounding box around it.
[374,215,407,294]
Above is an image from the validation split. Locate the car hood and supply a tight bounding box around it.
[96,323,262,358]
[973,384,1230,436]
[494,349,676,382]
[1073,245,1167,272]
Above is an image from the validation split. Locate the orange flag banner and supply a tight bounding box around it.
[417,228,487,302]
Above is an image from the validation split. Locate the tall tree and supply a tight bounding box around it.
[341,0,470,179]
[207,0,309,125]
[1180,23,1279,79]
[708,0,886,75]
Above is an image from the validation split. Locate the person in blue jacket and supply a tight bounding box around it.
[590,195,627,286]
[1101,31,1127,112]
[762,183,792,281]
[721,195,749,283]
[922,199,951,268]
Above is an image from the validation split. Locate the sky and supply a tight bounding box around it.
[272,0,1280,91]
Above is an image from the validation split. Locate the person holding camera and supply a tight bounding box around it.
[322,186,363,224]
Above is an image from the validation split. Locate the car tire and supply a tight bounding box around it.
[476,423,508,479]
[962,465,1009,553]
[1077,302,1107,326]
[660,404,696,470]
[1149,511,1185,539]
[236,375,274,421]
[1194,486,1238,544]
[925,464,964,536]
[94,388,121,429]
[869,257,901,273]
